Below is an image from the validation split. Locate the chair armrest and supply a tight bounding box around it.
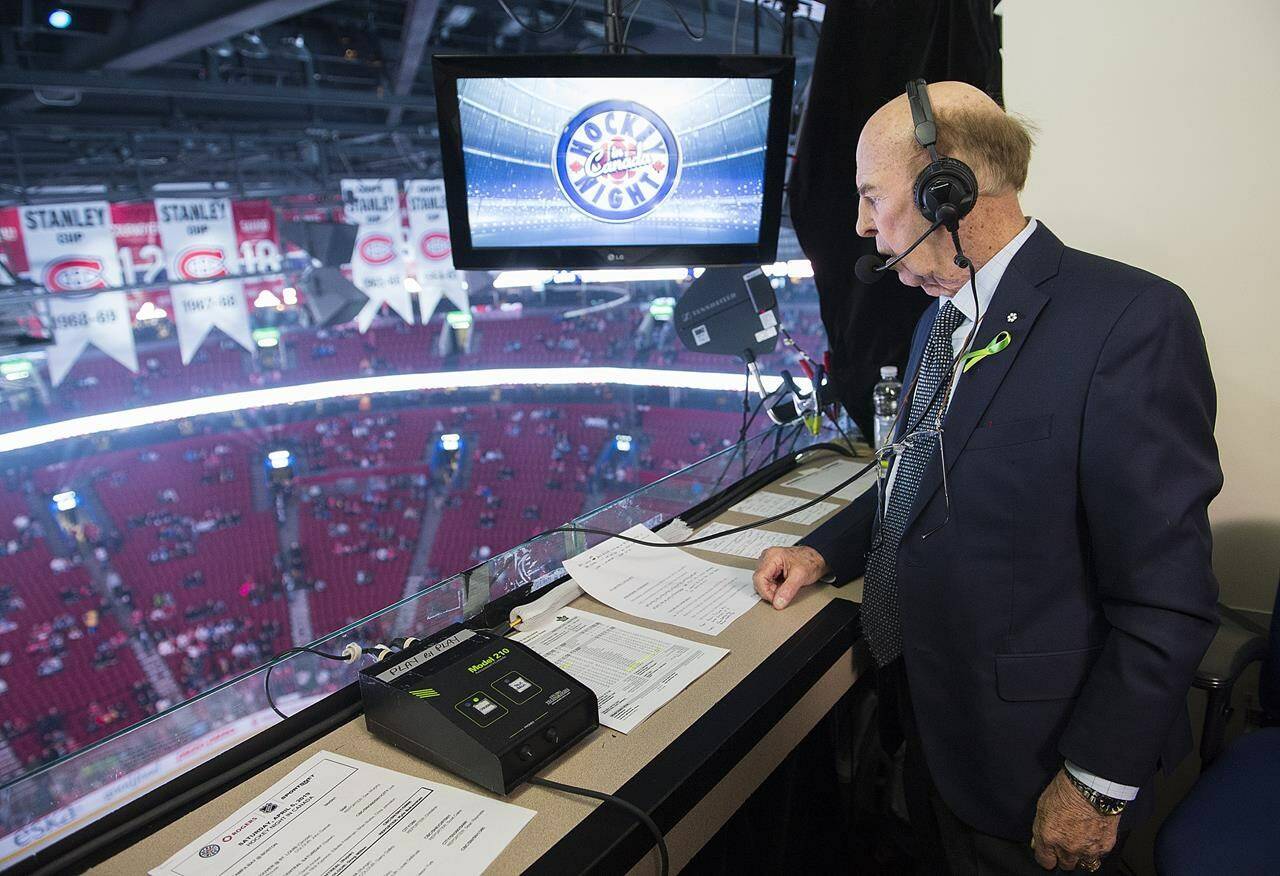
[1194,619,1268,691]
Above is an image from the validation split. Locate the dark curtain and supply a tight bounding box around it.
[788,0,1002,439]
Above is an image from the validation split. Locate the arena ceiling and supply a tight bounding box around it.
[0,0,822,204]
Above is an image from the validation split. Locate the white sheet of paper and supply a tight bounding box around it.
[780,459,872,501]
[728,490,840,525]
[562,524,759,635]
[683,521,798,559]
[148,751,534,876]
[511,607,728,733]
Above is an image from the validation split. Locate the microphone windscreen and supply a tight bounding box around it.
[855,253,887,284]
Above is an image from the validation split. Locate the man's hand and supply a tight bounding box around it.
[752,546,829,610]
[1031,769,1119,870]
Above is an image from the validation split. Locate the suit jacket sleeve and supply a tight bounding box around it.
[798,482,878,584]
[1057,281,1222,786]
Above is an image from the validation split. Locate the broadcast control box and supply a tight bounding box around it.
[359,629,598,795]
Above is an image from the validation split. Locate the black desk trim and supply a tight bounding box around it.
[524,597,859,876]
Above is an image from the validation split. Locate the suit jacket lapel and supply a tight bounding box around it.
[902,224,1062,536]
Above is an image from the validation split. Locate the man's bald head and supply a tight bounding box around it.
[859,81,1034,196]
[853,82,1036,298]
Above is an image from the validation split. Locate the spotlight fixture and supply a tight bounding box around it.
[47,9,72,29]
[233,31,270,60]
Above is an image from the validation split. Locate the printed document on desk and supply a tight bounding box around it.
[729,490,840,525]
[149,751,534,876]
[681,521,798,559]
[563,524,759,635]
[511,607,728,733]
[780,458,872,502]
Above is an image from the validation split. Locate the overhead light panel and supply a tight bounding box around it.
[135,301,168,322]
[253,289,282,308]
[0,358,32,382]
[253,327,281,348]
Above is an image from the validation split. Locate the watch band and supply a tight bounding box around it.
[1065,769,1128,816]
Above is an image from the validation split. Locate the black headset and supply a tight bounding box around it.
[905,78,978,230]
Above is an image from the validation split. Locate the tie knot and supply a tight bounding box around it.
[934,300,965,336]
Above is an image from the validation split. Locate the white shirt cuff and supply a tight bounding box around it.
[1063,760,1140,801]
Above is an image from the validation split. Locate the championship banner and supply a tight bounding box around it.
[18,201,137,386]
[405,179,468,321]
[154,198,253,363]
[340,178,413,332]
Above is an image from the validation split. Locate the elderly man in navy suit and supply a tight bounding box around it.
[754,82,1221,874]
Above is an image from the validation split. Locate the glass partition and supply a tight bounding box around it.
[0,420,853,868]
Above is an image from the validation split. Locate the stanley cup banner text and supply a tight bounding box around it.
[18,201,138,386]
[154,198,254,363]
[341,178,413,332]
[405,179,468,321]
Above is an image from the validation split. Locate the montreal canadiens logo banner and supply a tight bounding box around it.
[154,198,254,364]
[340,178,413,333]
[18,201,138,386]
[553,100,681,223]
[405,179,467,321]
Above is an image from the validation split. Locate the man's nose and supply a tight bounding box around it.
[855,199,876,238]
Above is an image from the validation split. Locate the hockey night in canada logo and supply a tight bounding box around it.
[554,100,680,223]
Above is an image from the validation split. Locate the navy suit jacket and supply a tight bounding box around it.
[802,223,1222,840]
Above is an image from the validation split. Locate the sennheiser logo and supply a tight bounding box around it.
[554,100,681,223]
[681,292,738,322]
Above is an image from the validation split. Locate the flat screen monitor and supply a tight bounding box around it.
[432,54,795,269]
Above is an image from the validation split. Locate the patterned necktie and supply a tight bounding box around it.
[862,300,966,666]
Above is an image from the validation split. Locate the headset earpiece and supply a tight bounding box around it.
[905,79,979,228]
[913,155,978,227]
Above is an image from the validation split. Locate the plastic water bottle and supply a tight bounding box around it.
[872,365,901,448]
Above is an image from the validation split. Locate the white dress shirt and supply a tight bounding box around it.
[878,217,1139,801]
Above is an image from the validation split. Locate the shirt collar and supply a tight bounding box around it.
[947,217,1038,325]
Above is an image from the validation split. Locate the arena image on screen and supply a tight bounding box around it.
[458,76,772,249]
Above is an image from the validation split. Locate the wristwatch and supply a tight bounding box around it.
[1064,769,1128,816]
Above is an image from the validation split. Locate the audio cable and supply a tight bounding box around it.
[263,637,420,720]
[530,454,878,552]
[528,775,670,876]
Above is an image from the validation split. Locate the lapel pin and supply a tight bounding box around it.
[1006,311,1019,323]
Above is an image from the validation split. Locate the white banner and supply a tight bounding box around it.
[405,179,468,320]
[19,202,137,386]
[154,198,253,363]
[341,178,413,332]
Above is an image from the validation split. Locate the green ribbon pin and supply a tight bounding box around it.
[960,331,1011,373]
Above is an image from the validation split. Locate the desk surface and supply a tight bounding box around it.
[93,454,872,876]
